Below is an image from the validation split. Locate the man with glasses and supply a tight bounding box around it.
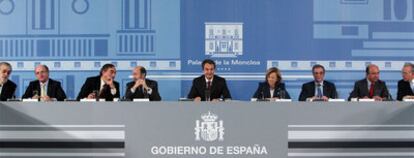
[298,64,338,101]
[348,64,391,101]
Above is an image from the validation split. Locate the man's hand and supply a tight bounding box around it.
[87,93,96,99]
[194,97,201,102]
[133,79,145,89]
[373,96,383,101]
[403,95,414,99]
[321,96,329,101]
[41,96,51,101]
[105,78,115,89]
[32,95,39,99]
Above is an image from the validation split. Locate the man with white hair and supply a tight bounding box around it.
[397,63,414,101]
[0,62,17,101]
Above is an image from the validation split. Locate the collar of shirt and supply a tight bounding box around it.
[39,79,49,87]
[205,76,214,84]
[100,79,106,90]
[367,79,374,89]
[314,81,324,87]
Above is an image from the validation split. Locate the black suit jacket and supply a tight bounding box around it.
[348,79,391,100]
[252,82,291,99]
[124,79,161,101]
[76,76,120,101]
[397,79,414,101]
[22,79,67,101]
[187,75,232,101]
[0,80,17,101]
[298,80,338,101]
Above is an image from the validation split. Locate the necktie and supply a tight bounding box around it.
[207,81,211,90]
[316,84,322,98]
[41,84,47,97]
[369,83,375,98]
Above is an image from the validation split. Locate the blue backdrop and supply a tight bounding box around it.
[0,0,413,100]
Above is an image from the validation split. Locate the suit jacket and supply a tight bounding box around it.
[76,76,120,101]
[0,80,17,101]
[187,75,232,101]
[22,79,67,101]
[124,79,161,101]
[252,82,291,99]
[348,79,391,100]
[397,79,414,101]
[298,80,338,101]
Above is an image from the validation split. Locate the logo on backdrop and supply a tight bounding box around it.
[205,22,243,58]
[150,111,268,156]
[195,111,224,142]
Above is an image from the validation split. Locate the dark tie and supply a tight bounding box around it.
[207,81,211,90]
[369,83,375,98]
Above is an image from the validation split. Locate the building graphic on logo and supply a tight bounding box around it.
[195,111,224,142]
[117,0,156,55]
[314,0,414,58]
[205,22,243,58]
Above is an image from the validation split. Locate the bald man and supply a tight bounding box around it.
[0,62,17,101]
[22,65,67,101]
[348,64,391,101]
[124,66,161,101]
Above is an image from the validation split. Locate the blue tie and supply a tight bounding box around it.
[317,84,322,98]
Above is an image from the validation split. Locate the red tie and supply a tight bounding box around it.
[369,83,375,98]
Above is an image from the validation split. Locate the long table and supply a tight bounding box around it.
[0,102,413,158]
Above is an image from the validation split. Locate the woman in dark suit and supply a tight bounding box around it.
[253,67,291,99]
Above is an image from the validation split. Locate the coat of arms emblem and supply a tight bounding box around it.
[195,111,224,142]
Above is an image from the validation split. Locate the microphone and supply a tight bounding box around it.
[204,89,211,102]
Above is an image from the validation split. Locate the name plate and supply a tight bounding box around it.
[359,99,375,102]
[22,98,38,102]
[274,99,292,102]
[80,99,96,102]
[133,98,150,102]
[328,99,346,102]
[403,98,414,102]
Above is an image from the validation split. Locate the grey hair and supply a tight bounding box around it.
[403,63,414,73]
[0,62,12,72]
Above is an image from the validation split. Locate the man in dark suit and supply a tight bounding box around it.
[22,65,66,101]
[188,59,231,101]
[76,64,120,101]
[0,62,17,101]
[397,63,414,101]
[299,64,337,101]
[124,66,161,101]
[348,64,391,101]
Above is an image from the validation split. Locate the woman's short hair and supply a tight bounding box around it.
[265,67,282,85]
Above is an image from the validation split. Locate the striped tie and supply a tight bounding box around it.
[41,84,47,97]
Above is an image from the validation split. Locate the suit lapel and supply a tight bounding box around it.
[96,77,102,92]
[210,77,217,94]
[323,81,328,96]
[261,84,271,98]
[310,83,316,96]
[34,81,41,95]
[362,80,369,96]
[47,80,52,97]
